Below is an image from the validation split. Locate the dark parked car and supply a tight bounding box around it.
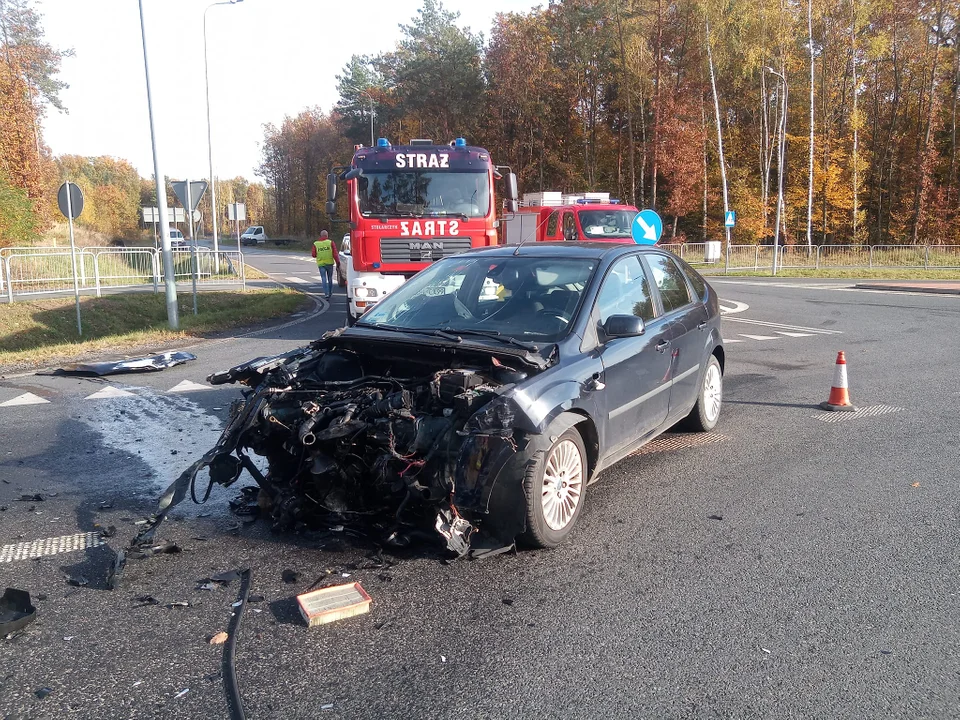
[147,243,724,554]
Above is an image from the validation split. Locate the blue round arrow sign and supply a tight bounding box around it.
[631,209,662,245]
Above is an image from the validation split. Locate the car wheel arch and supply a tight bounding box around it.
[712,344,725,373]
[548,410,599,483]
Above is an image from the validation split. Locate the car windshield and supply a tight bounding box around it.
[243,227,258,235]
[578,210,637,238]
[357,171,490,218]
[358,255,597,343]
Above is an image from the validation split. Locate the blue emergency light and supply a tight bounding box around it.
[377,138,390,148]
[455,137,467,147]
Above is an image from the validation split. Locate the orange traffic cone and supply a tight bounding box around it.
[820,351,857,411]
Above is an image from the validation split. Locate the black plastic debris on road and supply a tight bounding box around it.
[35,687,54,700]
[56,351,197,376]
[66,575,88,587]
[0,588,37,636]
[281,569,299,584]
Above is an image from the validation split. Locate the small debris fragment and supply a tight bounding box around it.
[132,681,143,687]
[298,582,372,627]
[164,601,191,609]
[35,687,54,700]
[196,582,218,592]
[98,502,113,510]
[502,598,514,606]
[101,525,117,538]
[760,647,771,654]
[0,588,37,635]
[282,569,299,584]
[66,575,88,587]
[36,594,47,601]
[880,649,893,655]
[440,655,447,663]
[708,514,723,521]
[209,631,229,645]
[321,704,335,710]
[173,688,189,699]
[63,636,74,641]
[911,482,920,488]
[18,494,44,502]
[203,672,222,682]
[247,594,265,603]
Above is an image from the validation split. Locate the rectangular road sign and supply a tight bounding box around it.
[725,210,736,228]
[142,207,185,223]
[228,202,246,221]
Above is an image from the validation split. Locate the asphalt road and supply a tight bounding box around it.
[0,268,958,719]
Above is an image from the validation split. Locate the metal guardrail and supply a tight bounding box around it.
[2,246,245,302]
[656,243,960,272]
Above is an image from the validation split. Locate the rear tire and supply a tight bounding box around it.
[520,427,587,548]
[682,355,723,432]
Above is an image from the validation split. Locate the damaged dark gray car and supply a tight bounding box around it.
[146,243,725,555]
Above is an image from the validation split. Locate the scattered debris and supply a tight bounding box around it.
[57,351,198,376]
[911,482,920,488]
[100,525,117,538]
[66,575,88,587]
[173,688,190,700]
[281,569,299,584]
[321,703,335,710]
[98,502,114,510]
[440,655,447,663]
[209,631,229,645]
[708,515,723,521]
[164,601,191,609]
[0,588,37,635]
[128,541,180,559]
[880,649,893,655]
[18,494,44,502]
[204,672,222,683]
[760,647,771,654]
[502,598,514,606]
[35,687,54,700]
[63,636,74,641]
[132,595,159,607]
[247,594,265,603]
[132,680,143,687]
[107,549,126,591]
[298,582,372,628]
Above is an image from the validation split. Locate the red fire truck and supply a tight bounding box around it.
[326,137,518,324]
[517,192,640,243]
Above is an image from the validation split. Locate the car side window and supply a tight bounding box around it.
[562,213,577,241]
[677,257,707,300]
[595,256,656,325]
[646,253,692,313]
[546,211,559,237]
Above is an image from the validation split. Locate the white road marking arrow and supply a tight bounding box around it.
[739,334,779,341]
[775,331,815,338]
[719,300,750,315]
[637,216,657,242]
[85,386,135,399]
[0,392,50,407]
[168,380,211,393]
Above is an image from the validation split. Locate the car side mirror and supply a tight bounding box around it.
[602,314,645,338]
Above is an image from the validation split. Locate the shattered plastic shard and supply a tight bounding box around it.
[58,351,197,376]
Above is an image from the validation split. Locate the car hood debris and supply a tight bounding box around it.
[57,351,197,376]
[132,329,572,556]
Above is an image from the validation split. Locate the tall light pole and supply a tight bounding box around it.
[766,66,787,277]
[204,0,243,270]
[139,0,178,329]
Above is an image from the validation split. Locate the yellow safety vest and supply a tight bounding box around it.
[313,239,334,266]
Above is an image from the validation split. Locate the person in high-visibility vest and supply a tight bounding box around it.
[311,230,340,299]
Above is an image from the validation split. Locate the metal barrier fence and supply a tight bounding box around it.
[1,246,245,302]
[657,243,960,272]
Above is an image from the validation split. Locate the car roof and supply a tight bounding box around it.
[462,242,667,260]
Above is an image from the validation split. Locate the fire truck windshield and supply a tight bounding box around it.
[578,209,638,238]
[357,171,490,219]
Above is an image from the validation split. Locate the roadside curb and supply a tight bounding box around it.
[854,283,960,295]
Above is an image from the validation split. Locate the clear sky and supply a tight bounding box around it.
[37,0,539,183]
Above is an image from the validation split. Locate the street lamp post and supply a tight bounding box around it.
[138,0,178,330]
[204,0,243,273]
[765,66,787,277]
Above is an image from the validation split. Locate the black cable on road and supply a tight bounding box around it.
[223,568,252,720]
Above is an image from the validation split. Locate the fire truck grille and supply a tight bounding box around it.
[379,237,473,264]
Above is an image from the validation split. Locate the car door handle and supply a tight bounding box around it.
[698,321,707,331]
[655,340,670,352]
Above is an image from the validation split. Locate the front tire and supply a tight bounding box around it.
[682,354,723,432]
[520,427,587,548]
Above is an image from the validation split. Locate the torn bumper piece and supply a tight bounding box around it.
[136,336,552,554]
[57,351,197,376]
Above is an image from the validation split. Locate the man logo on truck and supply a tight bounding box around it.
[395,153,450,169]
[409,241,444,250]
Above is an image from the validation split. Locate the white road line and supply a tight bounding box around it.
[739,334,779,341]
[776,331,815,338]
[719,300,749,315]
[724,317,844,334]
[0,392,50,407]
[168,380,211,393]
[284,276,311,285]
[722,338,743,343]
[85,386,135,399]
